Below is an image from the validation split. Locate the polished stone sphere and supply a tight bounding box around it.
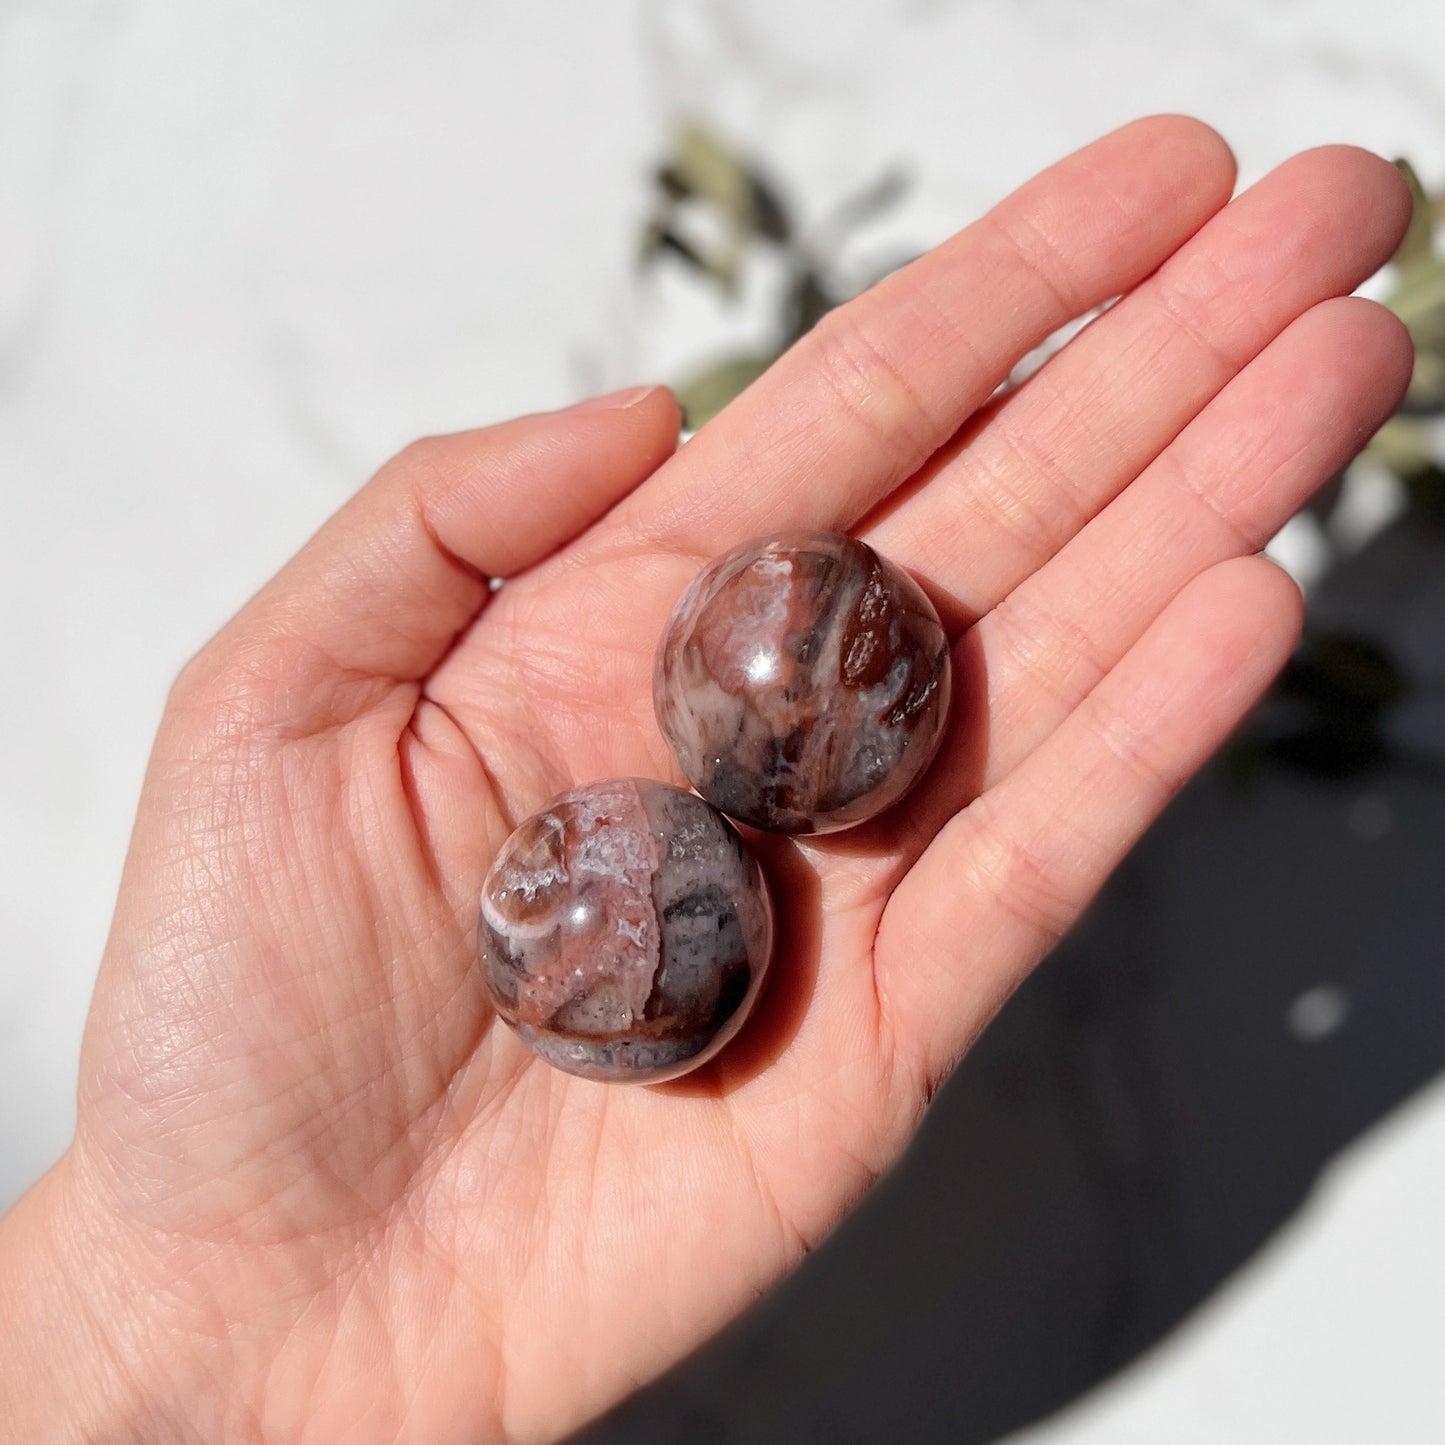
[654,531,951,833]
[478,778,774,1082]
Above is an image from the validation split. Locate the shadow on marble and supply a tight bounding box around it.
[572,516,1445,1443]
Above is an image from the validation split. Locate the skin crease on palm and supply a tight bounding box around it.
[0,116,1416,1443]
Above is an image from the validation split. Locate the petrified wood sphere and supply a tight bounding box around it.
[654,531,951,833]
[478,778,773,1082]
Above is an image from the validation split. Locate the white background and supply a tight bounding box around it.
[2,1,1442,1440]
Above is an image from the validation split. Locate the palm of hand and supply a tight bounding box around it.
[64,119,1409,1443]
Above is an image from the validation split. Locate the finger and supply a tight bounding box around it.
[865,145,1411,624]
[967,296,1411,788]
[857,296,1407,871]
[876,555,1303,1087]
[883,294,1410,859]
[176,386,681,736]
[607,115,1235,555]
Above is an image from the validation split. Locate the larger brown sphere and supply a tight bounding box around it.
[654,531,951,834]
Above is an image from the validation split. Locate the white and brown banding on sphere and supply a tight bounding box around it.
[654,531,952,833]
[479,778,773,1082]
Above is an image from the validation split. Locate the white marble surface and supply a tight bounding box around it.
[2,1,1443,1440]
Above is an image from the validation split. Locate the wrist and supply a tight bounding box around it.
[0,1153,187,1443]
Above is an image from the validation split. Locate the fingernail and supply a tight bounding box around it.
[567,384,663,412]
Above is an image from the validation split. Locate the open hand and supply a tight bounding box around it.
[1,117,1412,1444]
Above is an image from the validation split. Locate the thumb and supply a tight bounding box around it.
[175,385,680,740]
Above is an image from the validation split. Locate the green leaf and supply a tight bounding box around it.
[1383,251,1445,332]
[1393,159,1436,269]
[1367,415,1433,475]
[672,353,776,430]
[664,121,792,247]
[640,221,703,271]
[825,166,909,240]
[783,268,838,343]
[654,163,692,202]
[1404,462,1445,523]
[638,223,741,292]
[750,173,791,243]
[671,122,753,231]
[1381,243,1445,411]
[1405,348,1445,412]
